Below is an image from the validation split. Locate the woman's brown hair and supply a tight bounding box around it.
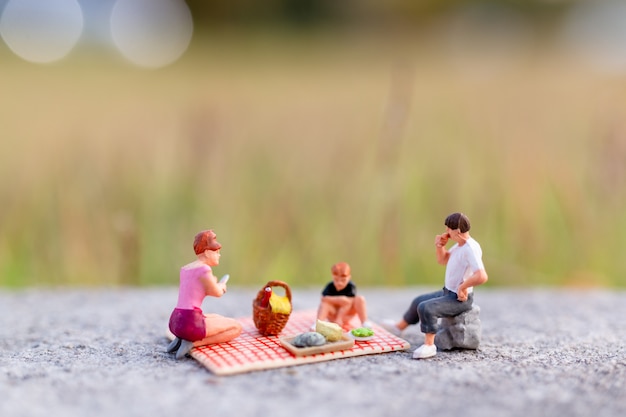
[193,230,222,254]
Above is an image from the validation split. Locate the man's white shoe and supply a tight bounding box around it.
[380,319,402,336]
[412,344,437,359]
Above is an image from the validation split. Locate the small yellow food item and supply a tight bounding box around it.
[315,320,343,342]
[269,292,291,314]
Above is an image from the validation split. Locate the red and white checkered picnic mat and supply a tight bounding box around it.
[169,310,410,376]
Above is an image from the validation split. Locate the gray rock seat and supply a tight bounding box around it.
[434,304,481,350]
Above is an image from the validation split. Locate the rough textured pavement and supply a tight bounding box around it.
[1,287,625,417]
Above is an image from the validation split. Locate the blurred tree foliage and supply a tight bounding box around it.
[185,0,575,28]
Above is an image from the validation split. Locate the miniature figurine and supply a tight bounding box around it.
[382,212,488,359]
[167,229,242,359]
[315,262,371,331]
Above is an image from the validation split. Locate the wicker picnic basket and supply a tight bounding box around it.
[252,280,292,336]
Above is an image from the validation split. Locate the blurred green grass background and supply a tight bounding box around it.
[1,26,625,289]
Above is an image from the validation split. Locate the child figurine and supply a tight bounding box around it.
[167,230,242,359]
[382,212,488,359]
[316,262,371,331]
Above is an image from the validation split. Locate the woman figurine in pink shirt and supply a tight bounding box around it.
[167,230,242,359]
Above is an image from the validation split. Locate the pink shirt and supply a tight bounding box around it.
[175,263,211,309]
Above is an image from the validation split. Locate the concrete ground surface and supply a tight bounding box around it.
[1,286,625,417]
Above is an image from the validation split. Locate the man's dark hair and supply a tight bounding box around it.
[445,213,471,233]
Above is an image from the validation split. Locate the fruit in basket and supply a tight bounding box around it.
[351,327,374,338]
[315,319,343,342]
[292,332,326,347]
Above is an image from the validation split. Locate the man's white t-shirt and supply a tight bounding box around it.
[444,237,484,294]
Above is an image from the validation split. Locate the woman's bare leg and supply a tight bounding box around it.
[192,314,242,347]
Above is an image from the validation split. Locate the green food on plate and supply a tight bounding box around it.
[351,327,374,337]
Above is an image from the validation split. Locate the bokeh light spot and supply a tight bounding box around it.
[561,0,626,74]
[110,0,193,69]
[0,0,83,64]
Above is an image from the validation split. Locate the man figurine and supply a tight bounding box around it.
[382,213,488,359]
